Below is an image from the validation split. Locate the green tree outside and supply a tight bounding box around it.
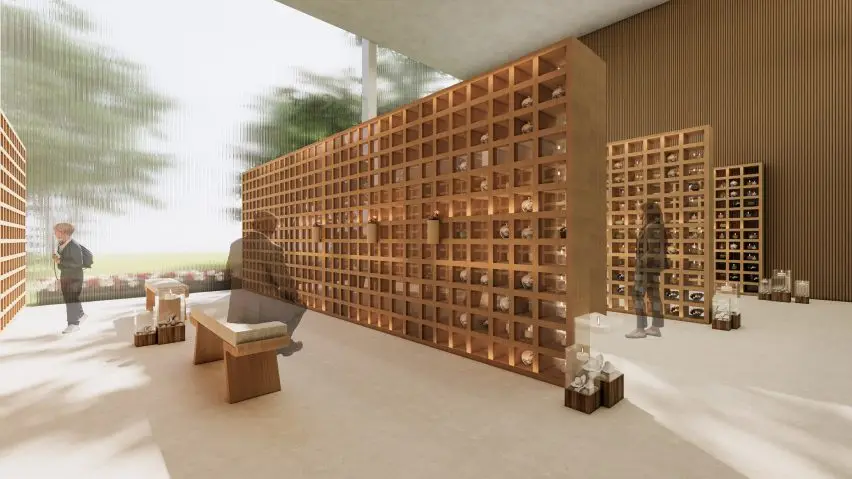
[1,0,174,246]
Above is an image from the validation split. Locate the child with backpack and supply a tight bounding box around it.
[53,222,93,334]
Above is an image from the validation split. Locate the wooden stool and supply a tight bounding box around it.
[190,308,290,404]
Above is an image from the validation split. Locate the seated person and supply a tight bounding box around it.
[228,210,305,356]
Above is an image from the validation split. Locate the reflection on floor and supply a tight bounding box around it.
[0,292,850,478]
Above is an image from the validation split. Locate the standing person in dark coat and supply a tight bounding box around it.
[53,222,87,334]
[626,202,666,339]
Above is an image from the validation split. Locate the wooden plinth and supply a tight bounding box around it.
[426,220,440,244]
[599,374,624,408]
[770,291,781,301]
[193,319,288,404]
[795,297,810,304]
[564,388,601,414]
[134,331,157,347]
[758,293,770,300]
[781,292,791,303]
[158,324,186,344]
[731,313,741,329]
[364,223,378,243]
[712,318,732,331]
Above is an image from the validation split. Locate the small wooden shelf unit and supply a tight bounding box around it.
[0,110,26,331]
[605,126,714,323]
[712,163,763,295]
[242,38,606,387]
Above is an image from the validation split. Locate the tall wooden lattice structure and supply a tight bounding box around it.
[713,163,763,294]
[606,126,713,323]
[242,38,606,386]
[0,111,26,331]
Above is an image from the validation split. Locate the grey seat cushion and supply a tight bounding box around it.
[192,297,287,345]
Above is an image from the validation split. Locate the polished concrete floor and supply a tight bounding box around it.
[1,291,850,479]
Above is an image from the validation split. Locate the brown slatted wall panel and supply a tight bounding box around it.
[582,0,852,301]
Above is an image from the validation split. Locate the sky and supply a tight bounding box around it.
[24,0,363,254]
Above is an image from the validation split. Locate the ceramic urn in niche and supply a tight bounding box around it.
[456,155,468,171]
[459,269,468,282]
[521,226,534,240]
[458,313,469,327]
[480,133,489,144]
[498,295,511,312]
[729,179,739,187]
[521,197,534,212]
[480,273,489,286]
[551,86,565,99]
[521,96,534,108]
[521,122,534,134]
[480,179,489,191]
[499,223,511,239]
[520,350,535,366]
[666,153,678,163]
[521,273,534,289]
[555,329,568,346]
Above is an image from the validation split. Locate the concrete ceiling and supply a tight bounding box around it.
[275,0,669,79]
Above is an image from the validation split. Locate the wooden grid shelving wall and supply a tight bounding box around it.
[242,38,606,387]
[713,163,763,294]
[605,126,713,323]
[0,111,27,331]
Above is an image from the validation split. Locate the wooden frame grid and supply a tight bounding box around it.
[713,163,763,294]
[605,126,714,323]
[0,110,27,331]
[241,38,606,387]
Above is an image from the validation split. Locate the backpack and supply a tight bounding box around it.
[80,244,94,269]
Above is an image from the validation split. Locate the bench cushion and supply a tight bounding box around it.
[191,298,287,346]
[145,278,188,292]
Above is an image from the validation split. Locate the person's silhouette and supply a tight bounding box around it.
[626,201,666,339]
[228,210,304,355]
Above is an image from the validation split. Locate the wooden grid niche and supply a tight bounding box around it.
[713,163,763,294]
[242,38,606,387]
[606,126,714,323]
[0,111,27,331]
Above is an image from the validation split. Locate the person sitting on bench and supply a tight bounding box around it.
[228,210,305,356]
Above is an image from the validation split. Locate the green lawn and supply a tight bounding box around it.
[27,251,228,280]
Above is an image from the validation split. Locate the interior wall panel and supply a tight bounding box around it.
[581,0,852,301]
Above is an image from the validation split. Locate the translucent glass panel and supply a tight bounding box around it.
[1,0,363,304]
[376,47,459,115]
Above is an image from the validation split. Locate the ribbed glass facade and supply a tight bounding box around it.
[0,0,457,305]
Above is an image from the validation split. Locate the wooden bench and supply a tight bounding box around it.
[145,278,189,312]
[189,304,290,404]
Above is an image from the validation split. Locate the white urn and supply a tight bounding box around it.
[499,223,511,239]
[498,296,511,312]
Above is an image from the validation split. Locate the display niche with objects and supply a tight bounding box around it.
[713,163,763,295]
[0,110,26,332]
[241,38,607,387]
[606,126,714,323]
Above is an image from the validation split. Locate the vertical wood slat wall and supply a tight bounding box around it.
[242,38,606,386]
[0,110,27,330]
[581,0,852,301]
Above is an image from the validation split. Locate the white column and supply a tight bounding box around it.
[361,37,377,122]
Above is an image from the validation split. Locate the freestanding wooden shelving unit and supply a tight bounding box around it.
[713,163,763,295]
[606,126,713,323]
[242,38,606,387]
[0,110,27,331]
